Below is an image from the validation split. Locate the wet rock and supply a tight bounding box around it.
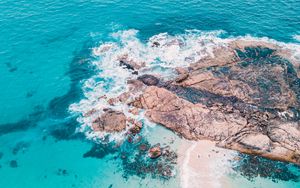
[128,119,142,135]
[92,109,126,132]
[175,73,189,83]
[137,74,160,86]
[119,60,135,71]
[152,41,160,47]
[148,145,162,159]
[118,55,144,71]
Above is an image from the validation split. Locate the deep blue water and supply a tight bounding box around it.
[0,0,300,187]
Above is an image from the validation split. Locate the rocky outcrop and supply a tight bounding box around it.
[128,44,300,165]
[92,109,127,132]
[90,40,300,165]
[133,86,300,164]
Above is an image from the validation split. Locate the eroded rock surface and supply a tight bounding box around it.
[92,109,127,132]
[90,40,300,165]
[128,43,300,165]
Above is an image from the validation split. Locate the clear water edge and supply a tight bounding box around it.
[0,0,300,187]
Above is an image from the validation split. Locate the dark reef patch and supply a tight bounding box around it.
[9,160,18,168]
[4,62,18,72]
[56,168,69,176]
[26,91,35,98]
[50,118,84,141]
[82,132,177,180]
[48,41,95,119]
[118,136,177,180]
[0,105,44,136]
[83,142,117,159]
[0,40,96,139]
[12,141,30,155]
[0,152,3,159]
[233,154,300,182]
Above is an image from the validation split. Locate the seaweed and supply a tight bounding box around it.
[233,154,300,182]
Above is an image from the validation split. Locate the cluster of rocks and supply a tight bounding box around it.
[89,39,300,165]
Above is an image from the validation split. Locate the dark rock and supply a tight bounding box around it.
[137,74,160,86]
[152,42,160,47]
[119,60,135,71]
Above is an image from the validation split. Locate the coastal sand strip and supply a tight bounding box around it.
[178,140,237,188]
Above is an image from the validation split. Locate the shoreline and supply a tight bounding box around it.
[177,140,237,188]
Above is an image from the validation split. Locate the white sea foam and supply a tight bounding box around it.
[69,29,300,141]
[293,34,300,42]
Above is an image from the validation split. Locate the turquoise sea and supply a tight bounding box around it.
[0,0,300,187]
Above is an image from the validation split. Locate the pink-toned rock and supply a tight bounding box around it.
[148,145,162,159]
[134,85,300,164]
[128,107,140,115]
[92,109,126,132]
[127,118,143,134]
[90,41,300,165]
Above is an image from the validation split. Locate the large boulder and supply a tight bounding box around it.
[92,109,127,132]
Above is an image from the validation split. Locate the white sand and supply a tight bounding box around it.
[178,140,238,188]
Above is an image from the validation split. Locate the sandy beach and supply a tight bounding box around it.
[178,140,238,188]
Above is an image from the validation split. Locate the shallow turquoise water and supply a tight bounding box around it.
[0,0,300,187]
